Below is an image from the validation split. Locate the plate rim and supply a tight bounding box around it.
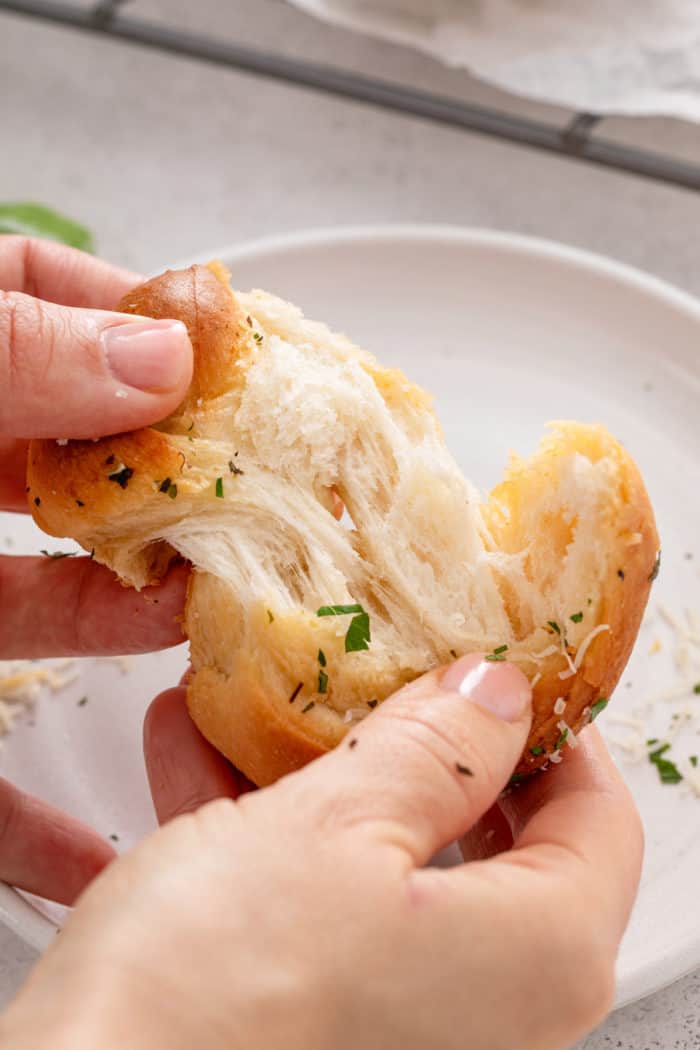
[6,225,698,1011]
[172,222,700,330]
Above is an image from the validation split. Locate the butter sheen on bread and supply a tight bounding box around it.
[27,263,659,786]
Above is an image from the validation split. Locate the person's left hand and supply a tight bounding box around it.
[0,235,193,905]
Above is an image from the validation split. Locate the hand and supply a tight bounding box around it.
[0,235,193,905]
[0,655,643,1050]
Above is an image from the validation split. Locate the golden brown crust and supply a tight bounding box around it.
[187,664,329,788]
[28,429,184,544]
[118,263,247,409]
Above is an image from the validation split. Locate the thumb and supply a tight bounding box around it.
[298,654,532,866]
[0,291,193,437]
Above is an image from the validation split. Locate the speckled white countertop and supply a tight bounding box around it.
[1,2,699,1045]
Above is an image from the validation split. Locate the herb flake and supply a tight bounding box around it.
[547,620,561,636]
[318,649,327,667]
[455,762,474,776]
[108,466,133,489]
[589,698,609,722]
[367,699,378,709]
[301,701,315,714]
[649,551,661,582]
[570,611,583,623]
[215,477,224,499]
[288,682,303,704]
[530,746,544,756]
[318,670,328,694]
[648,744,683,785]
[317,604,371,653]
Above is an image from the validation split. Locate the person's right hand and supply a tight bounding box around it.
[0,235,193,906]
[1,654,643,1050]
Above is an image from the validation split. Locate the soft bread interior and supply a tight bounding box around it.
[92,291,626,714]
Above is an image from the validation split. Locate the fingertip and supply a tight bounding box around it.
[102,317,194,398]
[144,686,250,824]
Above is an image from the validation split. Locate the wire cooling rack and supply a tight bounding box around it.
[2,0,699,193]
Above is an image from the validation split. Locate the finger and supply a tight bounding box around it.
[459,802,514,862]
[0,436,29,511]
[0,777,115,906]
[291,654,532,867]
[144,687,253,824]
[0,235,140,309]
[496,726,643,945]
[0,557,189,658]
[0,294,192,438]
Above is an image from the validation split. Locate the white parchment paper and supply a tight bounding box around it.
[289,0,700,121]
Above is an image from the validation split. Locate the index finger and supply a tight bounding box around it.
[0,235,140,309]
[498,726,644,944]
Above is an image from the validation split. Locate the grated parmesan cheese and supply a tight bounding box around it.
[557,719,578,749]
[0,660,77,737]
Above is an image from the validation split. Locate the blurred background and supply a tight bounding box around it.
[1,1,699,1046]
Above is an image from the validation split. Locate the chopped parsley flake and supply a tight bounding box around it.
[228,459,244,476]
[167,484,178,499]
[648,551,661,582]
[589,698,609,721]
[547,620,561,636]
[693,683,700,695]
[646,738,659,747]
[158,477,172,493]
[555,729,569,750]
[493,644,509,655]
[301,701,315,714]
[530,746,544,756]
[317,604,371,653]
[108,466,133,489]
[367,699,378,709]
[252,331,263,344]
[215,477,224,499]
[449,649,458,659]
[267,610,274,623]
[509,773,526,786]
[455,762,474,776]
[318,670,328,694]
[318,649,327,667]
[648,744,683,785]
[288,682,303,704]
[690,756,698,768]
[570,611,583,623]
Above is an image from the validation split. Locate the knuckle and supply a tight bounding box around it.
[0,290,52,391]
[378,701,491,794]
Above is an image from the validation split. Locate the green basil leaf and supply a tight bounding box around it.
[0,202,95,252]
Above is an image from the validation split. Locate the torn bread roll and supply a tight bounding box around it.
[27,263,659,786]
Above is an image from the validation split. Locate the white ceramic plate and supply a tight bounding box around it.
[1,226,699,1008]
